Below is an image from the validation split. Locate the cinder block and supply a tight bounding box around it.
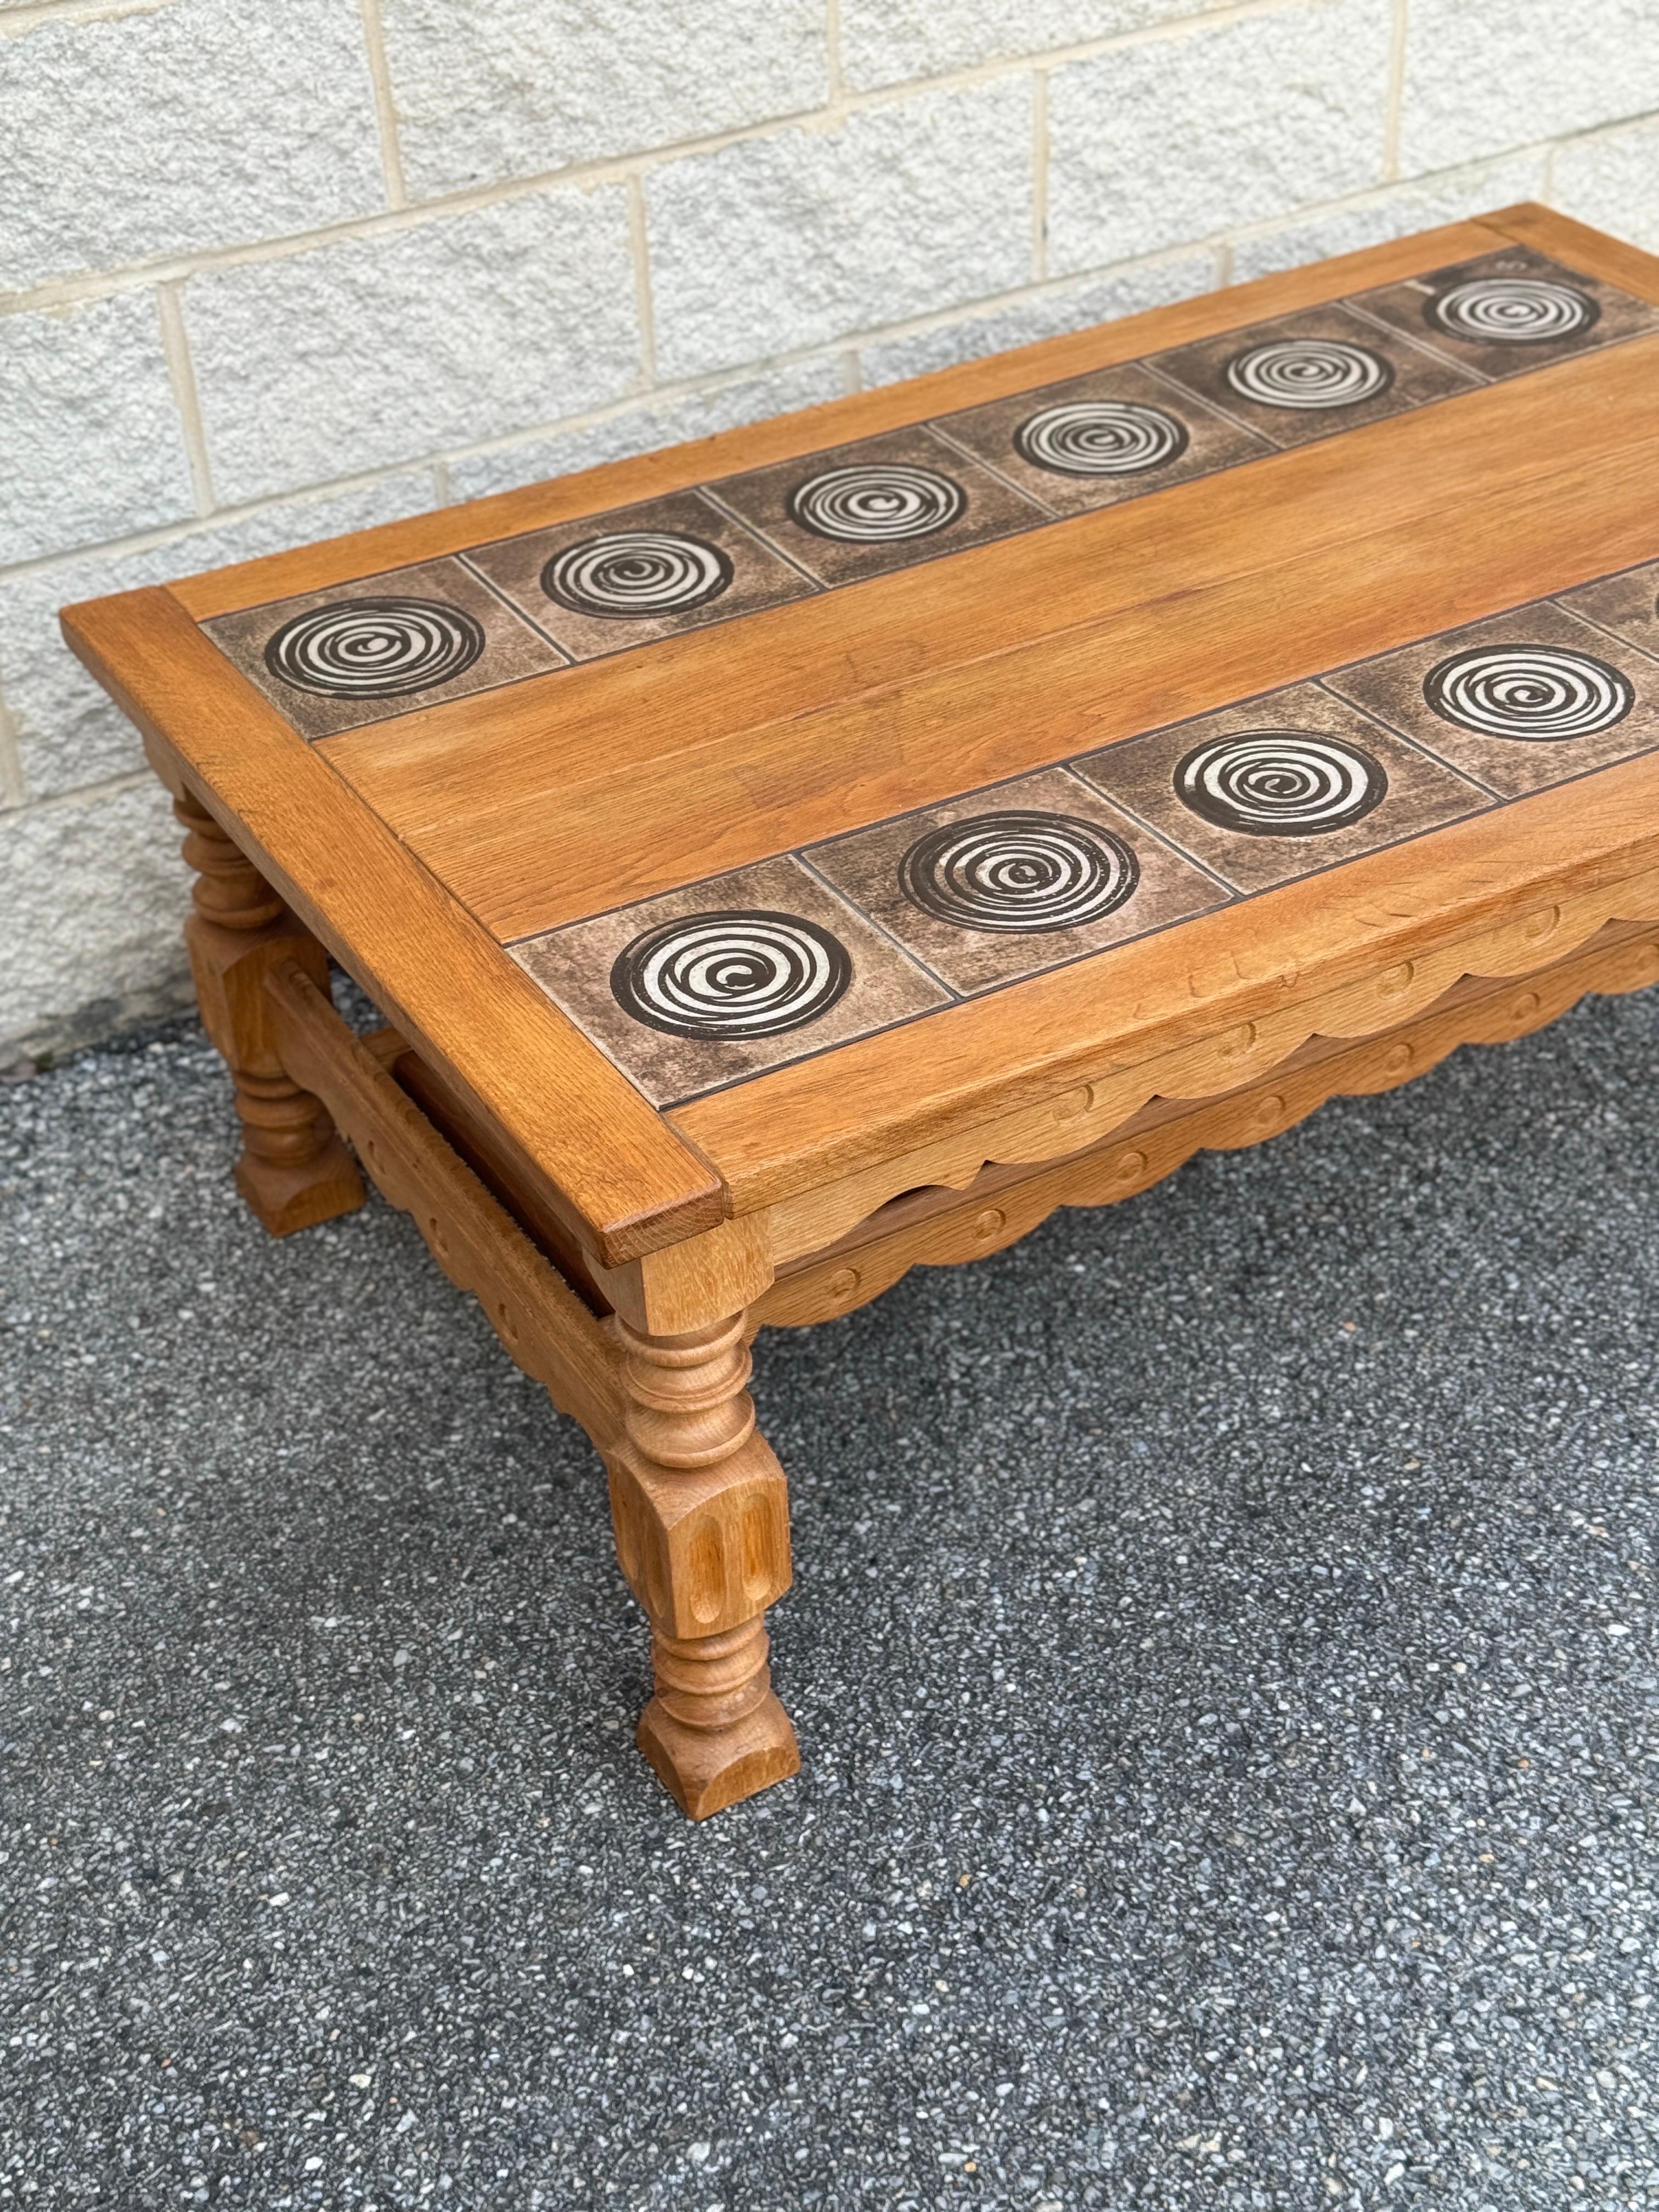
[647,78,1034,382]
[380,0,830,197]
[0,476,436,804]
[857,253,1215,385]
[0,296,196,567]
[0,782,193,1065]
[447,361,847,502]
[1552,118,1659,256]
[1047,0,1392,275]
[1229,155,1550,283]
[0,0,383,291]
[182,189,641,504]
[841,0,1225,93]
[1401,0,1659,173]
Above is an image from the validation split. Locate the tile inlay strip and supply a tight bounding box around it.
[506,554,1659,1108]
[200,245,1659,739]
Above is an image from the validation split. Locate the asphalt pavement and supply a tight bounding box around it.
[1,986,1655,2210]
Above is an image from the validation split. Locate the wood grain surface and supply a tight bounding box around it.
[62,204,1659,1250]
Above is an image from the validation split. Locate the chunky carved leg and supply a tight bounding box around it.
[175,790,364,1236]
[604,1314,799,1818]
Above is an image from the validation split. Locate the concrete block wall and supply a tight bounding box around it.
[2,0,1656,1066]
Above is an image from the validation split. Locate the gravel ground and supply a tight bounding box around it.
[1,990,1656,2212]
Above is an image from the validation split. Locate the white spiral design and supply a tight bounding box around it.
[264,596,485,698]
[788,462,966,542]
[610,910,852,1039]
[898,811,1139,934]
[1429,275,1596,346]
[1013,399,1188,478]
[1423,645,1633,742]
[1224,338,1392,411]
[543,531,732,619]
[1175,730,1388,837]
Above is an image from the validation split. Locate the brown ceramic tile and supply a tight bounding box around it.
[1325,601,1659,799]
[712,425,1045,585]
[1073,681,1489,894]
[464,488,811,663]
[1555,556,1659,662]
[931,359,1272,517]
[202,557,565,739]
[1148,302,1479,449]
[803,767,1227,995]
[1347,246,1659,383]
[511,855,949,1107]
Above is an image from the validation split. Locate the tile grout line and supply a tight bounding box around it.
[154,283,216,518]
[920,419,1060,518]
[451,552,576,664]
[790,849,964,1002]
[1308,676,1503,800]
[356,0,410,211]
[693,483,828,591]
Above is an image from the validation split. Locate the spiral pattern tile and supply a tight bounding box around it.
[264,597,486,698]
[610,910,853,1039]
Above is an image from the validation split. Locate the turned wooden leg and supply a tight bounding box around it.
[174,789,364,1237]
[603,1313,799,1819]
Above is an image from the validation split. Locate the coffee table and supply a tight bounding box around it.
[65,204,1659,1818]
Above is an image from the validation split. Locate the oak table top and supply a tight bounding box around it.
[64,202,1659,1815]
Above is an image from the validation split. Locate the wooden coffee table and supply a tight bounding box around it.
[65,204,1659,1818]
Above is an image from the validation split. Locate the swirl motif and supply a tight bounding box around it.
[1224,338,1393,411]
[1428,275,1597,346]
[610,910,852,1039]
[1175,730,1389,837]
[1423,644,1633,742]
[543,530,733,619]
[264,597,485,698]
[787,462,966,542]
[1013,399,1189,478]
[898,811,1138,934]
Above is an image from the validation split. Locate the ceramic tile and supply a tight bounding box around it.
[1325,601,1659,799]
[931,358,1272,517]
[1073,680,1488,894]
[512,854,949,1107]
[1555,556,1659,662]
[804,767,1227,995]
[712,424,1045,585]
[464,487,812,663]
[202,556,565,738]
[1149,302,1480,449]
[1348,245,1659,383]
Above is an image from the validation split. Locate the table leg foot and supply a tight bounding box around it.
[231,1073,365,1237]
[605,1313,799,1818]
[637,1618,801,1819]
